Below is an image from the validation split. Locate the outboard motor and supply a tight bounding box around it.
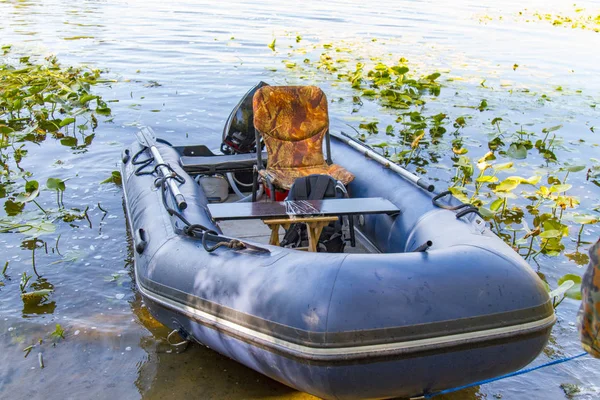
[219,81,269,199]
[221,81,269,155]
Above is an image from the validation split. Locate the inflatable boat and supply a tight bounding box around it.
[121,83,555,399]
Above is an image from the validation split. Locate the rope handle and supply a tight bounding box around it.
[432,190,484,220]
[133,145,249,254]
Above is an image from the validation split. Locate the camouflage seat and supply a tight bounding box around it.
[252,86,354,190]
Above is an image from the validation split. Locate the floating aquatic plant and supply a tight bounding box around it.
[281,40,446,170]
[1,46,111,292]
[478,5,600,33]
[100,170,122,186]
[277,36,599,297]
[1,47,109,226]
[50,323,65,340]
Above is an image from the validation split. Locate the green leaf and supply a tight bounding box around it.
[50,323,65,339]
[391,66,409,75]
[493,162,514,171]
[454,116,466,128]
[496,177,521,192]
[58,82,75,93]
[571,214,600,225]
[95,106,111,116]
[557,274,582,300]
[566,165,586,173]
[372,142,389,149]
[60,136,78,147]
[25,180,38,193]
[549,184,572,193]
[507,143,527,159]
[78,94,97,104]
[542,125,563,133]
[46,178,66,191]
[59,117,75,127]
[478,99,488,111]
[16,180,40,203]
[268,38,276,51]
[100,171,122,186]
[0,124,15,134]
[522,176,541,185]
[448,187,469,203]
[476,175,498,183]
[18,221,56,236]
[358,122,378,135]
[478,207,495,218]
[548,280,574,300]
[490,198,504,211]
[539,229,561,238]
[385,125,394,136]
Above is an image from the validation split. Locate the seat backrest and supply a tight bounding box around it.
[286,174,341,201]
[281,174,345,250]
[253,86,328,170]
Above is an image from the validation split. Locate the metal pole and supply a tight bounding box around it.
[337,132,435,192]
[147,146,187,209]
[137,127,187,210]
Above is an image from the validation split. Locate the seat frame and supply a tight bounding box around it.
[252,128,334,201]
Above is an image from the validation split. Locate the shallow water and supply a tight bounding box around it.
[1,0,599,399]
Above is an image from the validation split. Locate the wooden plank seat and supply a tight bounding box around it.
[207,197,400,221]
[180,152,267,174]
[207,197,399,252]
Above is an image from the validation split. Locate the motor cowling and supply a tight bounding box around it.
[221,81,269,154]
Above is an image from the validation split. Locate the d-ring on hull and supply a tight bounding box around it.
[122,137,554,399]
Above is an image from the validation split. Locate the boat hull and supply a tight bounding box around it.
[121,136,555,399]
[143,287,551,399]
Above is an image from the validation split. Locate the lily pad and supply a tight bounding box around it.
[15,180,40,203]
[100,171,122,186]
[18,221,56,236]
[507,143,528,159]
[46,178,66,191]
[557,274,582,300]
[539,229,562,238]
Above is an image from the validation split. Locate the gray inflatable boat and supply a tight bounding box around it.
[121,84,555,399]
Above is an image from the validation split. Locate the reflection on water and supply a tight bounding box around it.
[1,0,599,399]
[131,290,317,399]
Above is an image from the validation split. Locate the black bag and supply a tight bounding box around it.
[280,175,345,252]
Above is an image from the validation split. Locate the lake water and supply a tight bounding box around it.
[1,0,599,399]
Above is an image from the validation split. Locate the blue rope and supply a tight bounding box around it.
[422,352,589,398]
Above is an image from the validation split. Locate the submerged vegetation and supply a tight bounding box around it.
[1,46,111,307]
